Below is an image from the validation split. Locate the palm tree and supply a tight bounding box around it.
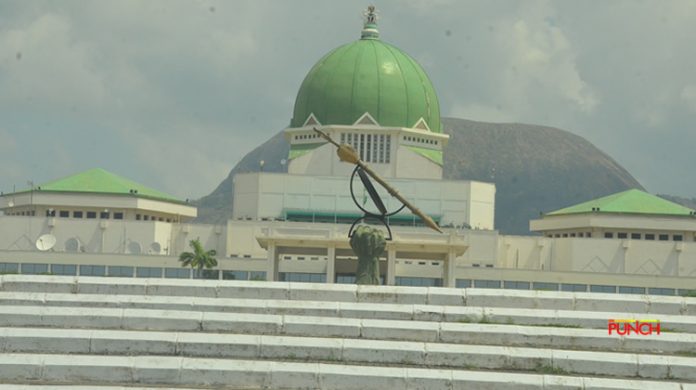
[179,239,217,278]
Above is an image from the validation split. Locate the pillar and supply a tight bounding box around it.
[444,249,456,288]
[326,246,336,284]
[386,247,396,285]
[266,242,279,281]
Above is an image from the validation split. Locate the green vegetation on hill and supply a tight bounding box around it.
[196,117,645,234]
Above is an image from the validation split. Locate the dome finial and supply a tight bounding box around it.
[361,5,379,40]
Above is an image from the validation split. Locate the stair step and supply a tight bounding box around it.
[1,275,693,315]
[1,328,695,381]
[0,353,691,389]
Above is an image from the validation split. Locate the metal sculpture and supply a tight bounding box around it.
[351,225,386,285]
[313,127,443,236]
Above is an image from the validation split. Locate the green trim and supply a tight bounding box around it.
[9,168,186,205]
[288,143,324,160]
[548,189,695,216]
[405,146,443,166]
[284,209,441,222]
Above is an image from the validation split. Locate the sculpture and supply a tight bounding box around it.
[312,125,441,286]
[351,225,385,285]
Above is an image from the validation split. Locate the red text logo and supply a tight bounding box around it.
[608,319,660,335]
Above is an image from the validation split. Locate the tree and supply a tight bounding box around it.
[179,239,218,275]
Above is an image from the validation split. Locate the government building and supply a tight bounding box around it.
[1,9,695,296]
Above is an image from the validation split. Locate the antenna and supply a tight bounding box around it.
[128,241,142,254]
[65,237,82,252]
[150,242,162,254]
[35,234,56,251]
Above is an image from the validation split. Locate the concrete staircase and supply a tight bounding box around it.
[0,275,695,389]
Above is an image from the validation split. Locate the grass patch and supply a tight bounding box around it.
[535,364,569,375]
[527,323,582,329]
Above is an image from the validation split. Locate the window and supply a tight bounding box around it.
[617,232,627,239]
[570,233,576,237]
[586,232,592,238]
[223,270,249,280]
[194,269,219,279]
[533,282,559,291]
[164,268,190,279]
[679,289,696,297]
[280,272,327,283]
[46,210,56,217]
[561,283,587,292]
[144,215,149,221]
[100,212,109,219]
[504,281,530,290]
[249,271,266,281]
[0,263,19,274]
[59,210,69,218]
[648,287,675,296]
[136,267,162,278]
[674,235,683,241]
[396,277,442,287]
[562,233,568,237]
[21,263,49,275]
[590,285,616,293]
[473,280,501,289]
[80,265,106,276]
[51,264,77,276]
[336,274,356,284]
[136,214,141,220]
[86,211,96,219]
[618,286,645,295]
[645,234,655,240]
[107,266,133,277]
[114,212,124,220]
[659,234,669,241]
[455,279,472,288]
[73,211,83,218]
[604,232,613,238]
[631,233,641,239]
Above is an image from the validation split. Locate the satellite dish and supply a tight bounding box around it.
[36,234,56,251]
[150,242,162,253]
[128,241,142,255]
[65,238,81,252]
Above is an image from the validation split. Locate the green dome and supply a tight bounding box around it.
[291,28,442,132]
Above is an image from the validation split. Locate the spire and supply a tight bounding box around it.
[361,5,379,40]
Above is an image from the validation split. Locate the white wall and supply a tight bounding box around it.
[231,172,495,230]
[498,235,696,278]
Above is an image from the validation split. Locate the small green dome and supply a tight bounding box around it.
[291,23,442,132]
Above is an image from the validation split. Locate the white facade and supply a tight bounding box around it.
[286,123,449,180]
[232,172,495,229]
[0,191,197,222]
[531,213,696,242]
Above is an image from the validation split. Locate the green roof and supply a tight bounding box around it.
[289,142,324,160]
[547,189,695,216]
[405,145,443,166]
[291,22,441,132]
[23,168,184,204]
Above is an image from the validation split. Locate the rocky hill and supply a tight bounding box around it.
[196,117,644,234]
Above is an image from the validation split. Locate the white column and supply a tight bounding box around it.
[386,247,396,285]
[326,246,336,284]
[444,249,457,288]
[266,242,279,281]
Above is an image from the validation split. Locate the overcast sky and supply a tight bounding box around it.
[1,0,695,199]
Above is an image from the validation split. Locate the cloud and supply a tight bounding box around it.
[0,0,695,200]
